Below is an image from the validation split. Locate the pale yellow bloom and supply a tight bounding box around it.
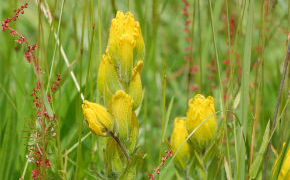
[82,100,113,136]
[170,117,191,169]
[111,90,134,140]
[272,144,290,180]
[118,34,135,82]
[186,94,217,147]
[106,11,145,83]
[97,54,122,95]
[133,22,145,63]
[129,60,143,110]
[97,54,108,95]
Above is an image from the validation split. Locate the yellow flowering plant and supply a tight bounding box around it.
[170,117,192,170]
[186,94,217,148]
[167,94,218,179]
[82,11,145,179]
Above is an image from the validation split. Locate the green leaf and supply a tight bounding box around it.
[162,96,175,142]
[249,120,270,179]
[204,139,218,164]
[193,150,206,179]
[118,152,144,180]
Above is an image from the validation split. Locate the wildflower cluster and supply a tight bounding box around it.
[82,11,145,179]
[167,94,217,177]
[29,144,51,180]
[1,4,61,179]
[27,74,60,179]
[1,2,40,71]
[1,3,28,31]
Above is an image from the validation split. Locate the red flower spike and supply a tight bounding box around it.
[148,150,173,180]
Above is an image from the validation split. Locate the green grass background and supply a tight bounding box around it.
[0,0,290,179]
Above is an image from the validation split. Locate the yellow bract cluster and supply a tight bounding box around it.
[186,94,217,147]
[97,11,144,111]
[107,11,145,75]
[81,11,145,177]
[169,94,217,170]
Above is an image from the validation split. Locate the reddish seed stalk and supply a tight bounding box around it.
[181,0,199,100]
[1,3,61,179]
[148,150,173,180]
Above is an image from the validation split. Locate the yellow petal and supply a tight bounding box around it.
[103,85,113,108]
[129,60,143,110]
[186,94,217,147]
[133,22,145,63]
[118,34,135,83]
[82,100,113,136]
[107,11,126,65]
[97,54,107,95]
[111,90,134,140]
[170,117,191,169]
[105,55,123,94]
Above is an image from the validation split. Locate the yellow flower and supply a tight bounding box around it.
[111,90,134,140]
[118,34,135,83]
[106,11,145,83]
[129,60,143,110]
[272,144,290,180]
[97,54,122,98]
[97,54,108,95]
[170,117,191,169]
[82,100,113,136]
[186,94,217,147]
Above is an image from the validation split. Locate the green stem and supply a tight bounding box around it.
[262,20,290,180]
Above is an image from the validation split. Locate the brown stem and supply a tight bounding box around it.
[110,0,117,15]
[109,131,130,162]
[262,34,290,180]
[184,169,189,180]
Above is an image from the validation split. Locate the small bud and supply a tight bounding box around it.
[170,117,191,169]
[129,60,143,110]
[186,94,217,148]
[111,90,133,140]
[82,100,113,136]
[133,22,145,63]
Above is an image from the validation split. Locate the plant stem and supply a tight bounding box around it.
[262,32,290,180]
[184,169,189,180]
[109,131,130,162]
[110,0,117,14]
